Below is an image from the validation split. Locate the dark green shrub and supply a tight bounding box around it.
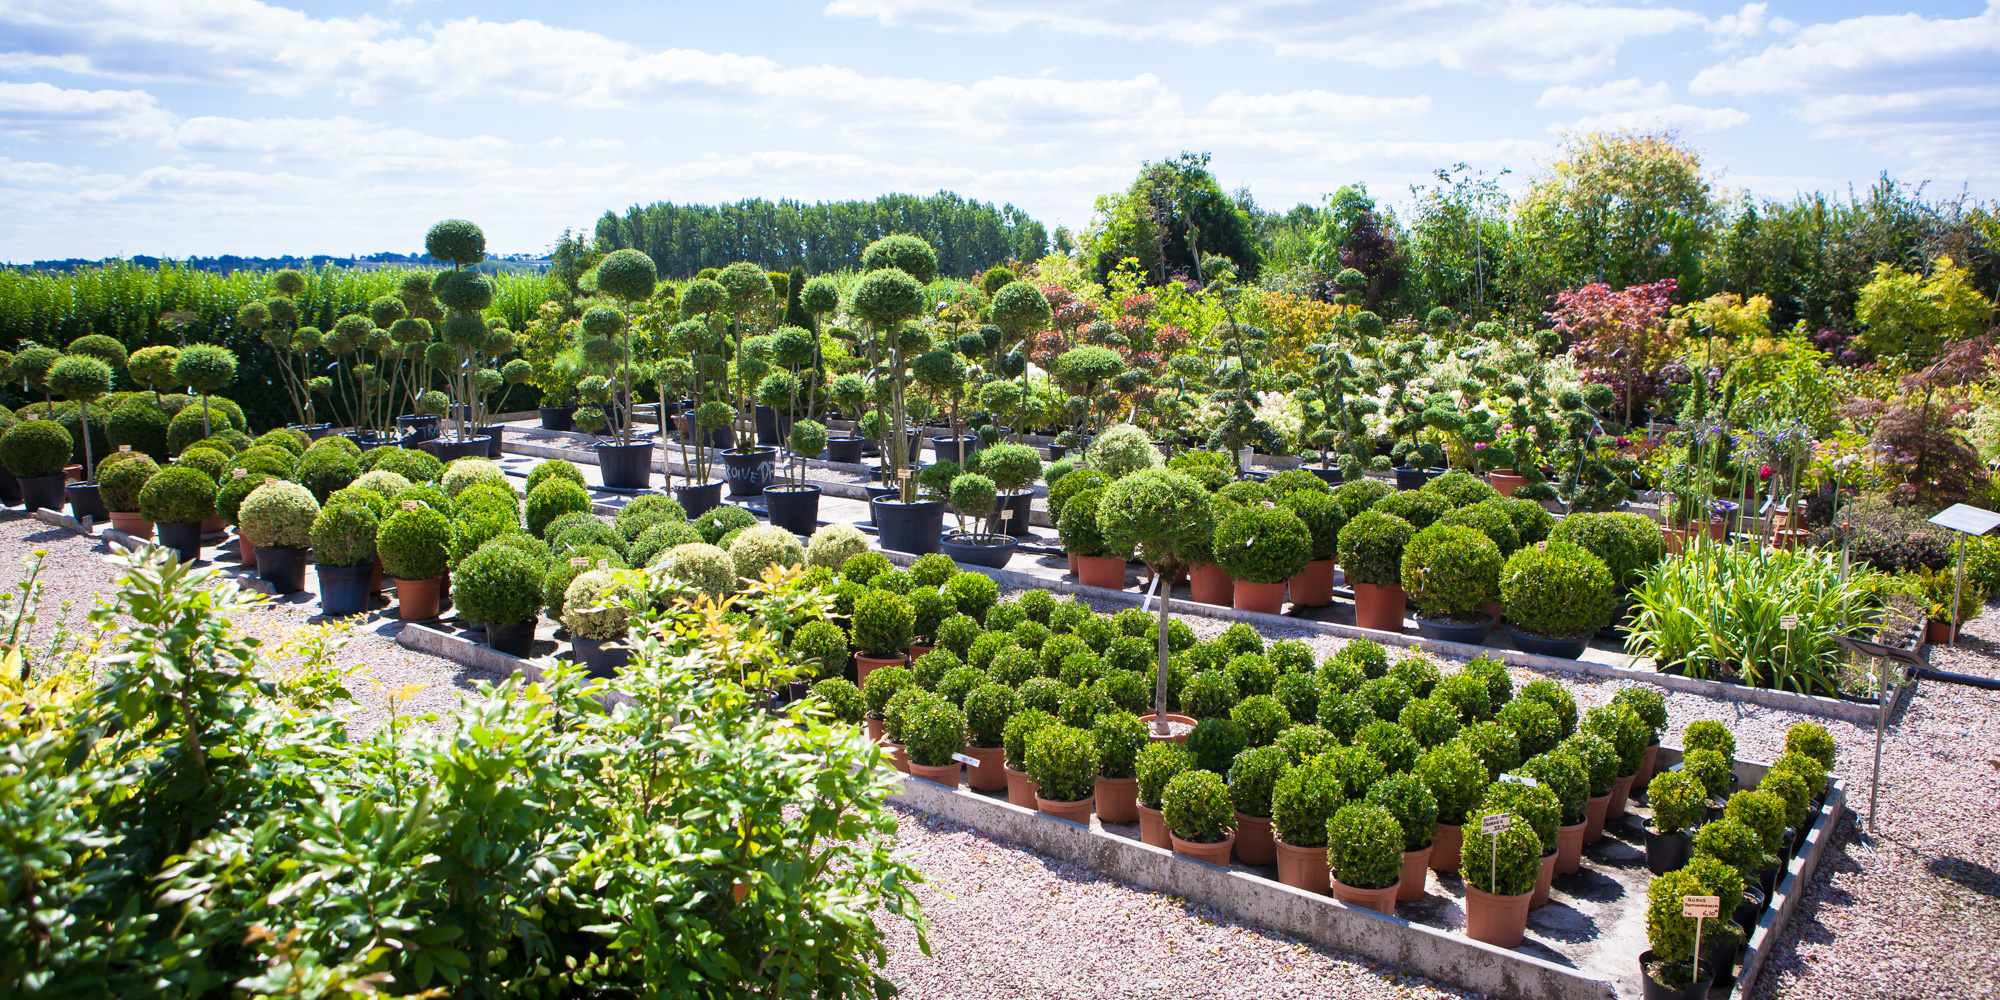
[1500,540,1615,638]
[1332,477,1392,520]
[881,687,935,745]
[1694,816,1765,885]
[1226,654,1277,698]
[1025,724,1098,802]
[1644,867,1708,979]
[1270,755,1345,847]
[1399,696,1462,748]
[1683,720,1736,761]
[1186,717,1247,774]
[1213,496,1313,586]
[1046,467,1107,523]
[1162,769,1233,843]
[1423,469,1497,506]
[1480,779,1560,856]
[1094,711,1149,779]
[907,552,955,589]
[1337,510,1413,587]
[296,449,360,503]
[1330,639,1388,678]
[1612,687,1667,743]
[1401,524,1501,619]
[790,620,849,680]
[693,504,757,544]
[1057,652,1103,689]
[1103,634,1151,675]
[526,458,586,494]
[1274,723,1334,764]
[1227,745,1291,818]
[964,683,1020,748]
[1320,744,1386,801]
[105,399,169,461]
[1495,698,1560,758]
[1462,805,1542,896]
[1316,692,1373,744]
[1278,489,1345,562]
[1135,741,1190,810]
[1070,614,1115,652]
[863,665,915,719]
[1365,772,1438,851]
[370,448,443,484]
[1015,590,1056,624]
[310,497,378,568]
[1519,751,1589,825]
[1355,720,1419,774]
[1581,703,1649,776]
[630,520,703,568]
[1462,656,1514,709]
[542,545,625,618]
[1434,672,1492,724]
[453,543,546,626]
[1416,742,1488,825]
[1725,790,1788,854]
[987,647,1036,687]
[0,419,72,477]
[1040,633,1091,675]
[1182,670,1240,719]
[1010,619,1051,652]
[1328,802,1405,890]
[1373,489,1449,529]
[933,614,981,658]
[1648,770,1707,834]
[98,454,158,512]
[1458,722,1521,781]
[1266,639,1313,673]
[1230,695,1290,747]
[1437,500,1521,554]
[174,445,229,484]
[1560,733,1619,798]
[1682,749,1734,799]
[137,465,215,523]
[912,649,960,690]
[379,506,451,581]
[1520,679,1580,740]
[1096,670,1149,716]
[1017,677,1065,716]
[526,479,592,538]
[942,572,998,622]
[810,677,866,725]
[905,586,950,643]
[1215,623,1264,657]
[1389,654,1440,699]
[1550,511,1662,591]
[904,698,969,768]
[1358,676,1411,722]
[1056,486,1109,557]
[1057,684,1115,729]
[1272,673,1321,726]
[1784,722,1836,772]
[1502,496,1555,546]
[1758,769,1812,831]
[840,550,891,585]
[852,589,914,658]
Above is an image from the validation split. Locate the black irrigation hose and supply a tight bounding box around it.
[1913,666,2000,692]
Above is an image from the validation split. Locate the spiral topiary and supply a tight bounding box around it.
[237,481,319,549]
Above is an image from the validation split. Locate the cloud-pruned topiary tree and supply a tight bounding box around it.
[595,248,659,447]
[849,247,931,501]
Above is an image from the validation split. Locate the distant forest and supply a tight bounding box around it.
[16,253,549,276]
[593,192,1048,279]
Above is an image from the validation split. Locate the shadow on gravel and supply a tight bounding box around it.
[1925,856,2000,899]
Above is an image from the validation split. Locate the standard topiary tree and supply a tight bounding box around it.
[47,355,113,478]
[1096,467,1214,735]
[171,344,237,438]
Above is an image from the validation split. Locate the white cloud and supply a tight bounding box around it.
[0,81,176,143]
[1537,78,1750,132]
[1704,3,1795,49]
[1206,90,1431,123]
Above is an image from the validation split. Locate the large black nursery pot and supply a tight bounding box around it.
[1045,443,1066,461]
[156,521,203,564]
[873,497,944,555]
[1508,626,1592,659]
[18,473,67,513]
[316,564,373,616]
[993,489,1034,537]
[396,414,441,443]
[1415,612,1497,646]
[1306,464,1344,485]
[255,545,309,594]
[1643,821,1693,875]
[940,532,1016,568]
[538,405,576,432]
[754,405,794,447]
[569,636,630,677]
[1638,951,1712,1000]
[929,435,980,464]
[422,437,489,462]
[0,468,21,506]
[672,478,725,517]
[763,484,821,535]
[480,424,506,458]
[1392,466,1428,491]
[66,482,109,524]
[823,434,866,465]
[290,423,335,440]
[722,446,777,497]
[863,484,900,525]
[597,441,654,491]
[487,621,536,658]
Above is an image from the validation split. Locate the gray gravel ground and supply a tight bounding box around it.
[9,509,1997,999]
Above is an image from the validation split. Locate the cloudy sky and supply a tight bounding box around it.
[1,0,1995,261]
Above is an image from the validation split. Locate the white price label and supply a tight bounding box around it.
[118,444,132,453]
[232,468,247,478]
[896,468,912,481]
[999,508,1012,521]
[23,413,35,421]
[596,558,609,570]
[1681,895,1721,919]
[1779,614,1798,630]
[1480,813,1513,835]
[264,477,276,486]
[1500,772,1539,787]
[401,500,420,511]
[950,752,980,768]
[570,556,590,568]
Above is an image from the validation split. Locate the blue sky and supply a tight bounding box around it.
[1,0,1995,261]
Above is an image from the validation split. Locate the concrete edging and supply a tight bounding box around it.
[1739,776,1846,998]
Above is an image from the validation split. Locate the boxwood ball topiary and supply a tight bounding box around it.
[860,234,940,284]
[296,450,360,504]
[1520,750,1590,825]
[526,459,586,495]
[1520,679,1580,740]
[1366,771,1439,851]
[453,543,546,627]
[425,219,486,266]
[730,525,805,580]
[106,399,170,461]
[629,519,702,568]
[1227,744,1292,818]
[1373,489,1450,529]
[311,498,379,568]
[1213,503,1311,584]
[1328,801,1406,890]
[542,545,625,619]
[1580,702,1650,776]
[97,454,159,512]
[964,683,1021,748]
[1025,723,1098,802]
[561,569,637,640]
[1462,805,1543,896]
[1501,540,1615,639]
[1400,523,1503,621]
[1338,510,1413,588]
[378,506,451,581]
[138,465,216,524]
[524,479,590,538]
[658,542,737,599]
[1185,717,1248,775]
[1784,722,1836,772]
[238,481,319,549]
[0,419,73,478]
[1162,768,1234,843]
[1002,707,1057,770]
[903,698,970,769]
[1230,695,1291,747]
[1415,742,1488,826]
[693,503,757,545]
[1355,719,1420,774]
[1495,697,1561,759]
[810,677,866,725]
[441,458,506,498]
[807,524,871,570]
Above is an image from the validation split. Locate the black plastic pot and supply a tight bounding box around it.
[482,424,505,458]
[929,435,980,464]
[1415,612,1497,646]
[1734,884,1765,931]
[1508,626,1592,659]
[255,545,309,594]
[1392,466,1427,491]
[597,442,654,491]
[754,405,794,446]
[1046,443,1067,461]
[672,478,726,518]
[763,484,822,535]
[66,482,108,523]
[487,621,536,658]
[422,438,489,462]
[157,521,203,563]
[19,473,67,512]
[569,636,630,678]
[1305,464,1344,485]
[1638,951,1712,1000]
[722,446,777,497]
[993,489,1034,538]
[0,468,19,506]
[539,405,576,431]
[940,532,1016,568]
[1644,821,1693,875]
[873,497,944,555]
[863,484,900,525]
[317,564,373,616]
[397,415,441,442]
[823,434,865,464]
[1596,599,1636,641]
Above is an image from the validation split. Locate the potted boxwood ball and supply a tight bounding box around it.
[1366,772,1439,903]
[1213,503,1311,614]
[1093,711,1149,823]
[1339,510,1414,633]
[98,454,160,539]
[1415,742,1489,875]
[237,480,320,593]
[1227,744,1292,865]
[1278,488,1345,607]
[138,465,217,563]
[961,683,1019,792]
[561,569,639,675]
[1327,801,1405,914]
[1460,805,1541,947]
[1002,707,1057,808]
[862,664,914,744]
[1025,723,1099,823]
[378,505,451,620]
[454,543,546,656]
[311,498,379,616]
[1135,741,1191,848]
[1162,768,1235,864]
[1641,867,1717,1000]
[1059,486,1123,588]
[1644,769,1706,875]
[1400,523,1503,645]
[1270,755,1344,892]
[763,418,827,535]
[902,696,970,788]
[851,589,915,683]
[1500,540,1615,659]
[1,418,75,513]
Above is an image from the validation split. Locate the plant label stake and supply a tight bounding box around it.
[950,752,980,768]
[1683,895,1719,982]
[118,444,131,453]
[1499,772,1538,787]
[1481,812,1511,892]
[401,500,420,511]
[1779,614,1798,631]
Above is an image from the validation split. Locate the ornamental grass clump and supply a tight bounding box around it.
[1162,769,1233,843]
[1401,524,1502,622]
[1328,802,1406,890]
[1025,724,1098,802]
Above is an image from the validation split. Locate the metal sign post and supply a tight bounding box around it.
[1926,504,2000,646]
[1834,635,1924,834]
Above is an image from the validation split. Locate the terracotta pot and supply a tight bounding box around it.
[1189,563,1234,606]
[1351,581,1407,633]
[907,644,932,662]
[1531,850,1557,907]
[1636,743,1662,794]
[200,515,225,535]
[1068,551,1078,574]
[1138,804,1171,847]
[1273,836,1330,893]
[371,557,383,594]
[1926,619,1957,645]
[107,511,153,540]
[1608,772,1637,820]
[1397,845,1433,902]
[394,577,441,620]
[1076,554,1126,589]
[1004,763,1039,807]
[237,532,256,564]
[1332,876,1399,915]
[1556,821,1587,874]
[63,463,82,484]
[1584,793,1612,843]
[1487,470,1527,497]
[1430,822,1463,873]
[908,760,961,788]
[1232,580,1286,615]
[888,742,909,772]
[963,744,1007,791]
[1233,811,1276,865]
[1464,882,1533,948]
[1036,793,1094,824]
[866,716,885,743]
[1170,831,1235,866]
[854,652,905,685]
[1139,713,1196,743]
[1288,559,1335,607]
[1095,776,1139,823]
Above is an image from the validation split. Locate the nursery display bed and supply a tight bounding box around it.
[889,753,1844,1000]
